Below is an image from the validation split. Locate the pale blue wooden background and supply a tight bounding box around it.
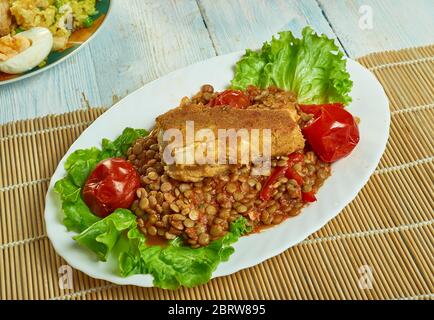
[0,0,433,124]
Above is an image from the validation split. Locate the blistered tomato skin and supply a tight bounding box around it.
[209,89,251,108]
[83,158,141,218]
[300,104,360,163]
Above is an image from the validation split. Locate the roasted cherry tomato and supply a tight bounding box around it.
[300,103,360,163]
[209,89,251,108]
[260,152,305,201]
[260,166,287,201]
[83,158,140,218]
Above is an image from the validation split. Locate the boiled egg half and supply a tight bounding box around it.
[0,27,53,74]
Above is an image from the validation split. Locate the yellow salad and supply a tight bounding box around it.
[4,0,97,50]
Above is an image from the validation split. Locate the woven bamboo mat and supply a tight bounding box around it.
[0,45,433,300]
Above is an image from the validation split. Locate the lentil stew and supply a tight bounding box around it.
[127,85,331,248]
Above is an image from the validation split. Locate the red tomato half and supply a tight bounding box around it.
[300,103,360,163]
[209,89,251,108]
[83,158,140,218]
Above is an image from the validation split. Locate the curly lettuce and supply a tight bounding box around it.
[74,209,137,261]
[118,216,251,289]
[75,210,251,289]
[54,126,251,289]
[232,26,353,105]
[54,177,100,233]
[54,128,148,233]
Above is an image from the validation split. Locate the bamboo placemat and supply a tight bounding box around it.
[0,45,433,300]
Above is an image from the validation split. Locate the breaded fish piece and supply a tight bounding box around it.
[0,0,11,37]
[156,105,305,181]
[157,104,304,156]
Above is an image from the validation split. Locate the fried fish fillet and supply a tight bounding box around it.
[156,105,305,182]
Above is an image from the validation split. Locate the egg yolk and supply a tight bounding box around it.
[0,34,31,61]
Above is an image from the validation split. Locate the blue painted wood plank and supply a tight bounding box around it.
[318,0,434,57]
[0,0,215,125]
[1,0,433,125]
[197,0,342,54]
[0,46,102,125]
[88,0,216,108]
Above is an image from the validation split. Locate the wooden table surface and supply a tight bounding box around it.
[0,0,433,124]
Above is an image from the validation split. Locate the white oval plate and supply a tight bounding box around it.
[45,52,390,287]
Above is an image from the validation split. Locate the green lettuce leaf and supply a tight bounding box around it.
[71,207,251,289]
[64,148,101,187]
[231,26,353,105]
[54,178,100,233]
[73,209,137,261]
[54,128,148,233]
[118,217,252,289]
[101,128,149,159]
